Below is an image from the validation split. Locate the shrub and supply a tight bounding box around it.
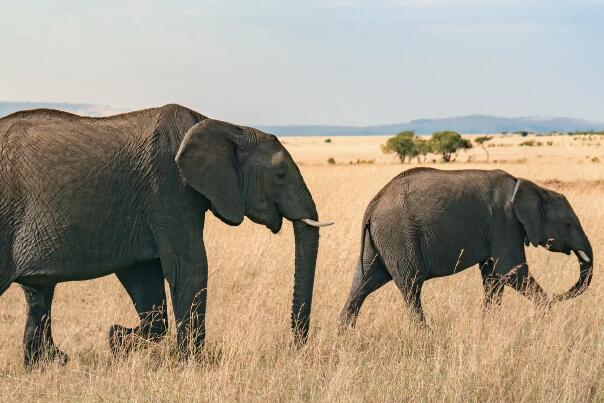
[327,157,336,165]
[520,140,536,147]
[325,138,332,143]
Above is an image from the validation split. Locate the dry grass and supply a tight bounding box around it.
[1,134,603,401]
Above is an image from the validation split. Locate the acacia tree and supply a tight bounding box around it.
[430,131,472,162]
[382,131,417,163]
[414,138,432,162]
[474,135,493,162]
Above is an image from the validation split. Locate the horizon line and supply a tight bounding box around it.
[1,100,603,127]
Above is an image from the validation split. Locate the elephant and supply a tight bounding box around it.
[339,167,593,329]
[0,104,332,368]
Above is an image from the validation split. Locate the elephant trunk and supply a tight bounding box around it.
[291,219,319,345]
[553,241,593,303]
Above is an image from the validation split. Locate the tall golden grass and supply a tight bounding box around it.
[0,135,602,401]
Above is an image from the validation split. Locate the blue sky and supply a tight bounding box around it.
[1,0,603,125]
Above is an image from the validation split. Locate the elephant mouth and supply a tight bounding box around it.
[268,218,283,234]
[542,238,571,255]
[245,209,283,234]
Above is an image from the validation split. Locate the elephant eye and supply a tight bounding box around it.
[276,172,286,180]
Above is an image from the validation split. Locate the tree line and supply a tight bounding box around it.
[382,131,494,163]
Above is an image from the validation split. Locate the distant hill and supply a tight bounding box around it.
[2,102,602,135]
[0,101,124,118]
[259,115,604,136]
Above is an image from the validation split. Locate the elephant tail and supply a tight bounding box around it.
[359,220,370,275]
[359,196,381,275]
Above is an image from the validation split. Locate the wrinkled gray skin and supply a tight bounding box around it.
[340,168,593,329]
[0,104,322,368]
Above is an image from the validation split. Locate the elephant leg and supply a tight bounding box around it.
[109,259,168,356]
[375,234,427,325]
[480,258,504,309]
[161,247,208,357]
[395,276,426,324]
[501,263,549,307]
[20,283,69,368]
[339,230,392,330]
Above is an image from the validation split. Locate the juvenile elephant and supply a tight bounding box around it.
[0,104,331,368]
[340,168,593,329]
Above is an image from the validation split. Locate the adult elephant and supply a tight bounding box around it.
[339,168,593,329]
[0,104,331,368]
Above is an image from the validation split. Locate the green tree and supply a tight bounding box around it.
[430,131,472,162]
[414,138,433,163]
[382,131,417,163]
[474,135,493,162]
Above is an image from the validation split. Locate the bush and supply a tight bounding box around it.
[327,157,336,165]
[569,130,604,136]
[324,138,332,143]
[519,140,536,146]
[347,159,375,165]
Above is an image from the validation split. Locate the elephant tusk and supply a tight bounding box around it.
[576,250,591,263]
[300,218,334,228]
[510,179,521,203]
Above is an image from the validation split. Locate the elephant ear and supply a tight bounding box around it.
[175,119,245,226]
[511,179,545,247]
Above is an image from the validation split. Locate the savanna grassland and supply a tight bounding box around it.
[1,134,603,401]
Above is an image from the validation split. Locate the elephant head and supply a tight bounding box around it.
[175,119,332,343]
[511,179,593,302]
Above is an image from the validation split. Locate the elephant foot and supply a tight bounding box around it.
[24,345,70,369]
